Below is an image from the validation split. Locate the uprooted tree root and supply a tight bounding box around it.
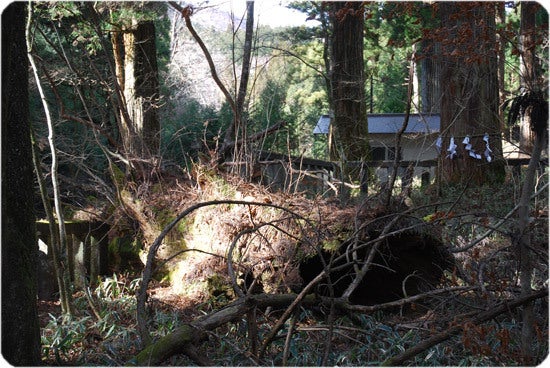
[136,199,318,347]
[129,196,547,365]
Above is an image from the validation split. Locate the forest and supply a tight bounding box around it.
[2,1,549,366]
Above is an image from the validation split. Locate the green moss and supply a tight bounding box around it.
[110,163,125,187]
[176,216,192,234]
[322,239,341,252]
[206,274,234,300]
[206,175,236,201]
[108,237,143,272]
[153,207,193,235]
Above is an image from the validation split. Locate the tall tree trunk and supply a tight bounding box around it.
[235,1,254,129]
[419,37,440,114]
[117,16,160,179]
[516,130,544,362]
[506,90,548,362]
[420,38,435,113]
[319,3,332,109]
[515,2,548,361]
[519,2,543,153]
[1,2,42,364]
[329,1,369,199]
[223,1,255,169]
[329,2,369,162]
[496,2,507,138]
[438,2,505,184]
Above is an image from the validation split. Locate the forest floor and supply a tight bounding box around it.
[38,278,206,365]
[38,169,549,366]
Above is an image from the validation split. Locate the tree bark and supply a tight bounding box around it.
[114,10,161,178]
[111,23,125,93]
[438,3,505,185]
[1,2,42,364]
[329,2,369,163]
[328,2,369,202]
[124,20,160,156]
[225,1,254,150]
[496,3,507,137]
[519,2,544,153]
[419,37,440,114]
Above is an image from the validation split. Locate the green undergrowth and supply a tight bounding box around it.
[170,303,547,366]
[40,270,548,366]
[39,173,548,366]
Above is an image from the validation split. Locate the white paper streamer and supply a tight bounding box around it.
[442,134,493,162]
[483,133,492,162]
[435,136,442,153]
[463,135,481,160]
[446,136,457,159]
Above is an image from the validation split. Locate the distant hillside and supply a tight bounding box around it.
[167,4,249,110]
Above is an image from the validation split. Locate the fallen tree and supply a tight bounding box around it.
[127,287,548,366]
[131,191,547,365]
[135,199,315,346]
[128,293,318,366]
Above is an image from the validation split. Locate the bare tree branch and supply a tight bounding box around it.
[169,2,236,114]
[381,289,548,366]
[221,120,286,154]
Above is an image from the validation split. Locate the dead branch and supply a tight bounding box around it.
[449,181,549,253]
[342,207,418,300]
[334,285,477,313]
[258,272,327,360]
[129,293,318,366]
[130,284,482,365]
[381,288,548,366]
[220,120,287,154]
[226,215,302,297]
[282,310,299,366]
[384,48,415,208]
[169,2,236,114]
